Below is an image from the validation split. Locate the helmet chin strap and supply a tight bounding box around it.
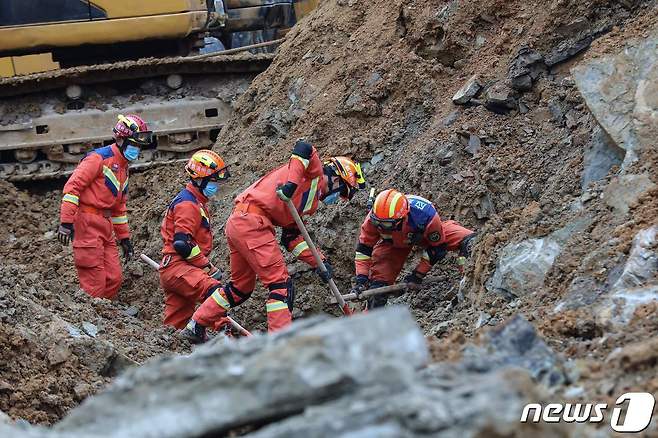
[192,177,210,191]
[321,166,344,200]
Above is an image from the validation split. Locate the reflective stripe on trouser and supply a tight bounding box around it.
[192,211,291,333]
[159,259,221,329]
[193,286,232,331]
[72,211,123,299]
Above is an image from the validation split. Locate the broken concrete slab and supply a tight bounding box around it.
[572,32,658,160]
[452,75,482,104]
[602,173,655,214]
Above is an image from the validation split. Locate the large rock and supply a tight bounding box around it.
[572,32,658,158]
[483,82,518,113]
[508,46,546,91]
[487,218,593,299]
[246,365,555,438]
[462,315,566,387]
[603,173,656,214]
[452,75,482,105]
[55,308,428,438]
[581,125,625,190]
[598,226,658,324]
[487,237,561,299]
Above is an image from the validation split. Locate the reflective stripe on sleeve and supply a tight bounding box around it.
[355,252,371,261]
[111,215,128,225]
[63,193,79,205]
[303,177,319,213]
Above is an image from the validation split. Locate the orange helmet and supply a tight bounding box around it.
[370,189,409,230]
[185,150,229,180]
[325,156,366,199]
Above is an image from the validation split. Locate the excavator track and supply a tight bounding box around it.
[0,53,274,182]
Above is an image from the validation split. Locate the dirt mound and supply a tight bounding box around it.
[209,0,658,410]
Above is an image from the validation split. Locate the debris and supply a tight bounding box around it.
[123,306,139,318]
[597,227,658,325]
[508,46,546,91]
[603,173,655,214]
[81,322,98,338]
[483,82,517,113]
[452,75,482,105]
[463,315,566,387]
[545,35,593,66]
[48,344,72,367]
[465,134,481,155]
[487,237,561,299]
[607,336,658,371]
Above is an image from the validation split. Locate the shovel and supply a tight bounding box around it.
[328,276,442,303]
[284,199,352,316]
[139,253,252,337]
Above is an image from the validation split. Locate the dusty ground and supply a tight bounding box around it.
[0,0,656,426]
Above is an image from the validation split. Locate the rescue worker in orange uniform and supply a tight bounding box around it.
[57,114,152,299]
[158,150,230,329]
[352,189,476,308]
[182,140,365,342]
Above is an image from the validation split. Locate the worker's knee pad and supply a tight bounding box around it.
[220,281,253,308]
[224,282,252,308]
[459,233,477,258]
[268,279,295,312]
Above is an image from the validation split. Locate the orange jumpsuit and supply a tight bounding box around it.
[192,144,326,332]
[159,183,221,329]
[355,195,474,286]
[60,144,130,299]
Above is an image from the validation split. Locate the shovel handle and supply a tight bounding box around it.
[284,200,352,315]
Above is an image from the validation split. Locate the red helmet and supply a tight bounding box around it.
[113,114,153,146]
[370,189,409,230]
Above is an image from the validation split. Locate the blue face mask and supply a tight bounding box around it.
[123,145,140,161]
[203,182,219,198]
[322,191,340,205]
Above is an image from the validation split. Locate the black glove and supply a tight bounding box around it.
[57,223,74,246]
[316,260,333,283]
[350,274,369,298]
[404,270,425,286]
[119,238,134,261]
[276,181,298,202]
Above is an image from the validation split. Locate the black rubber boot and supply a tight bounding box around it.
[179,320,208,344]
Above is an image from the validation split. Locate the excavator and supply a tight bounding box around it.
[0,0,318,181]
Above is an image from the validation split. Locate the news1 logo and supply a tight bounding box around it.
[520,392,656,433]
